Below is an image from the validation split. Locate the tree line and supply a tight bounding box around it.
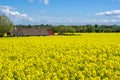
[15,24,120,34]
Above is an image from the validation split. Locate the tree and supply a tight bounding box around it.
[0,15,14,36]
[57,26,76,34]
[87,26,95,32]
[66,26,76,33]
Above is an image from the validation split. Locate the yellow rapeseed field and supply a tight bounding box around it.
[0,33,120,80]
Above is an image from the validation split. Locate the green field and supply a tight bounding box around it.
[0,33,120,80]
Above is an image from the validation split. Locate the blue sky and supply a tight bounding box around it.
[0,0,120,25]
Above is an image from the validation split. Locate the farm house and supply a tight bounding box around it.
[8,28,54,36]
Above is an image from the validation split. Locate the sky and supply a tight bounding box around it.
[0,0,120,25]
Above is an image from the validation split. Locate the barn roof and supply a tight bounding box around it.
[10,27,50,36]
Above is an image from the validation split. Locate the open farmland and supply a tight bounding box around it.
[0,33,120,80]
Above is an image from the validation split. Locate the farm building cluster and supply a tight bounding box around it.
[8,28,54,36]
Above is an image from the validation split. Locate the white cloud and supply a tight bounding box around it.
[86,19,120,24]
[44,0,49,5]
[96,10,120,17]
[32,16,120,25]
[28,0,49,5]
[0,6,32,21]
[67,19,73,23]
[31,16,81,25]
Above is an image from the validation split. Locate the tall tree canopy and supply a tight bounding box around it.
[0,15,14,36]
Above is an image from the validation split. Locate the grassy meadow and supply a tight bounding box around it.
[0,33,120,80]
